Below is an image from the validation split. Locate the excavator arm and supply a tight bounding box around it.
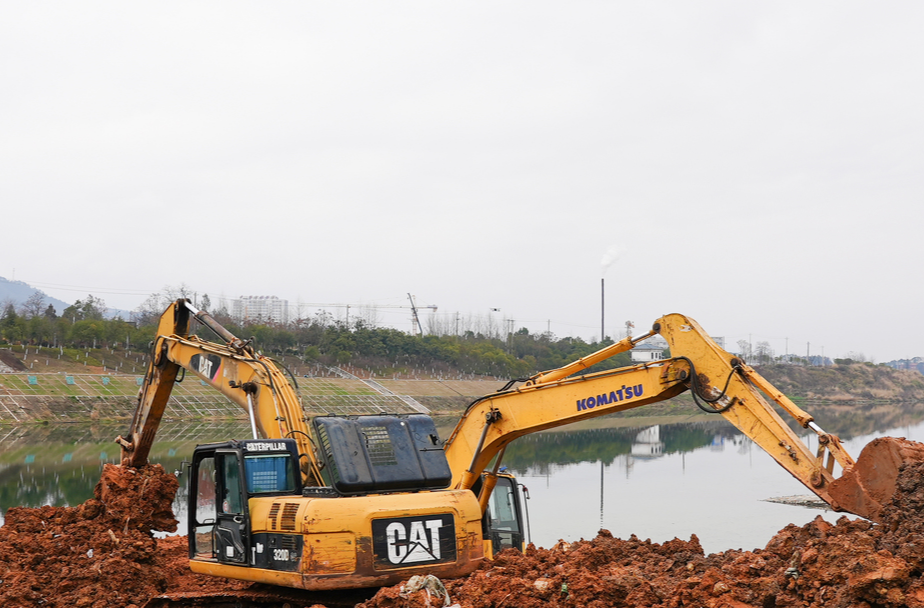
[116,299,324,486]
[444,313,914,521]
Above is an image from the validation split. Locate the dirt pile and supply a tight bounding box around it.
[360,460,924,608]
[0,463,182,608]
[5,458,924,607]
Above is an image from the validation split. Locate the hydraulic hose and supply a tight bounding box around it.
[674,356,740,414]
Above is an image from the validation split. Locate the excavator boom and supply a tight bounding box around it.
[444,313,920,521]
[116,299,324,485]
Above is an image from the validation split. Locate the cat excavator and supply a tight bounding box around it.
[117,299,924,605]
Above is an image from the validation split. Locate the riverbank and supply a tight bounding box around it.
[2,360,923,424]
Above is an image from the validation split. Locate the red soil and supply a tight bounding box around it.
[5,460,924,607]
[0,463,184,607]
[360,459,924,608]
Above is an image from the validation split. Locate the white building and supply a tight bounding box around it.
[631,425,664,458]
[630,337,668,362]
[233,296,289,324]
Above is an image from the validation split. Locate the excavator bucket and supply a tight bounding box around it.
[827,437,924,522]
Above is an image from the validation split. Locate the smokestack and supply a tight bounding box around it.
[601,277,605,342]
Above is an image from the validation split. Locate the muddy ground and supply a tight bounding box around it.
[362,461,924,608]
[3,462,924,608]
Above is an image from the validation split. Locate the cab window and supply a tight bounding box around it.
[488,477,521,533]
[221,455,243,514]
[244,454,296,493]
[193,456,217,556]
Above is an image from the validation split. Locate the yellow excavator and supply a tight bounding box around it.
[117,300,924,601]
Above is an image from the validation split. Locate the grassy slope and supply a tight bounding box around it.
[3,346,924,425]
[755,362,924,402]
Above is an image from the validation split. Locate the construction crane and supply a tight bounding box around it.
[408,293,435,336]
[338,294,437,335]
[287,296,437,335]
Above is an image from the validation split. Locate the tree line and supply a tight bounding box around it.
[1,294,144,351]
[0,292,634,378]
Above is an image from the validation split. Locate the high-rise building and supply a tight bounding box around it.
[232,295,289,324]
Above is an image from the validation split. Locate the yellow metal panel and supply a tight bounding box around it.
[190,559,304,588]
[245,490,485,588]
[304,533,356,574]
[248,497,277,532]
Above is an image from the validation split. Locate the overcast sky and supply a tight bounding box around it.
[2,2,922,362]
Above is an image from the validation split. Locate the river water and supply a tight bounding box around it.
[2,402,924,555]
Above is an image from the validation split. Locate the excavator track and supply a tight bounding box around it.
[143,586,378,608]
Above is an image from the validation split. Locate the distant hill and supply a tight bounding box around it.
[0,277,71,314]
[0,277,133,319]
[757,362,924,401]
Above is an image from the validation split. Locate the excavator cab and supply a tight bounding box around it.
[482,474,525,553]
[188,439,302,566]
[469,472,526,555]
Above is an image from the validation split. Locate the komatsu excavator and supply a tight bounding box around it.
[117,300,924,602]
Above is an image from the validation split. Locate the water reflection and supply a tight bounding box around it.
[510,407,924,554]
[783,400,924,440]
[630,426,664,458]
[501,420,736,475]
[0,421,253,525]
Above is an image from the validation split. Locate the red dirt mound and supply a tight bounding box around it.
[156,535,249,596]
[0,464,181,608]
[360,459,924,608]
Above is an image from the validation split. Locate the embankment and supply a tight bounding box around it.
[1,361,922,424]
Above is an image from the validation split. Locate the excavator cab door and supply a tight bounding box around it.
[215,449,250,565]
[188,444,251,565]
[190,453,218,559]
